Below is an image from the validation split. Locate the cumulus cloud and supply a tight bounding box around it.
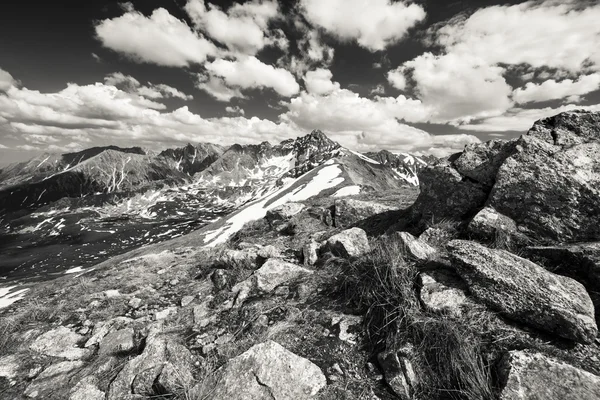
[104,72,193,100]
[95,7,217,67]
[299,0,426,51]
[196,74,245,102]
[512,74,600,104]
[282,21,334,76]
[460,104,600,133]
[303,68,340,95]
[225,106,245,115]
[204,56,300,98]
[185,0,284,55]
[0,68,17,92]
[0,143,8,149]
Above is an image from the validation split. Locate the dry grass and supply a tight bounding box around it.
[328,235,496,400]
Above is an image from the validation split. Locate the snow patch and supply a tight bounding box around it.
[0,286,29,309]
[64,266,84,274]
[349,150,380,164]
[333,185,361,197]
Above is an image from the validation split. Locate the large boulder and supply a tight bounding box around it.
[409,111,600,243]
[467,207,529,247]
[322,227,370,258]
[24,361,84,398]
[497,350,600,400]
[206,340,326,399]
[334,199,395,229]
[447,240,597,343]
[232,259,313,306]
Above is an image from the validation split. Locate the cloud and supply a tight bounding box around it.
[0,143,8,149]
[91,53,102,63]
[299,0,425,51]
[281,21,334,76]
[432,0,600,73]
[460,103,600,133]
[512,74,600,104]
[225,106,245,115]
[203,56,300,98]
[185,0,284,55]
[0,68,17,91]
[95,7,217,67]
[196,74,244,102]
[303,68,340,95]
[370,84,386,96]
[104,72,193,100]
[397,53,514,123]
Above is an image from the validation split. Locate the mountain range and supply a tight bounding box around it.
[0,130,430,283]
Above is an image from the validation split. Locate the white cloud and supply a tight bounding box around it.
[460,103,600,133]
[0,68,17,92]
[196,74,245,102]
[300,0,425,51]
[398,53,514,123]
[91,53,102,63]
[512,74,600,104]
[432,1,600,73]
[95,7,217,67]
[370,84,386,96]
[387,68,407,91]
[0,143,8,149]
[283,22,334,76]
[303,69,340,95]
[204,56,300,98]
[104,72,193,100]
[185,0,284,55]
[225,106,245,115]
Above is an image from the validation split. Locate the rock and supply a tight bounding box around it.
[108,325,191,399]
[99,328,136,355]
[409,160,489,228]
[331,314,362,344]
[307,206,334,226]
[157,341,195,394]
[212,246,280,270]
[334,199,395,229]
[322,227,370,258]
[419,227,454,248]
[525,242,600,291]
[467,207,528,247]
[85,316,132,348]
[448,240,597,343]
[453,139,517,187]
[103,289,122,298]
[69,377,105,400]
[0,354,20,379]
[378,347,416,400]
[30,326,90,360]
[24,361,84,398]
[155,307,177,321]
[211,269,230,290]
[266,202,306,231]
[206,340,326,399]
[181,295,195,307]
[418,269,472,317]
[497,350,600,400]
[302,239,319,266]
[395,231,436,262]
[527,109,600,147]
[193,298,216,328]
[232,259,313,306]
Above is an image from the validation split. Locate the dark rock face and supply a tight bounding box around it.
[158,142,224,175]
[448,240,597,343]
[497,350,600,400]
[410,110,600,244]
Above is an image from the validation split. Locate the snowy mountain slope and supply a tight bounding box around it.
[364,150,430,186]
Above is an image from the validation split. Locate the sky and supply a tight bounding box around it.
[1,0,600,164]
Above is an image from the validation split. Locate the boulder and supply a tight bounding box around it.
[107,324,193,399]
[302,239,319,266]
[452,139,517,187]
[418,269,472,317]
[497,350,600,400]
[322,227,370,258]
[232,259,313,306]
[419,227,455,248]
[489,133,600,242]
[193,297,216,328]
[211,245,281,270]
[378,346,417,400]
[525,242,600,290]
[69,377,105,400]
[99,328,136,355]
[395,231,436,262]
[207,340,326,399]
[266,202,306,231]
[467,207,529,248]
[448,240,597,343]
[409,161,489,227]
[85,316,133,348]
[334,199,395,229]
[24,361,84,398]
[0,354,20,380]
[30,326,90,360]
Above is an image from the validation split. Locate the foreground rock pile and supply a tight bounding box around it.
[1,110,600,399]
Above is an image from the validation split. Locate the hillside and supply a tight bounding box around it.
[1,111,600,399]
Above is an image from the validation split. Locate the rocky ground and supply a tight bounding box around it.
[1,110,600,399]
